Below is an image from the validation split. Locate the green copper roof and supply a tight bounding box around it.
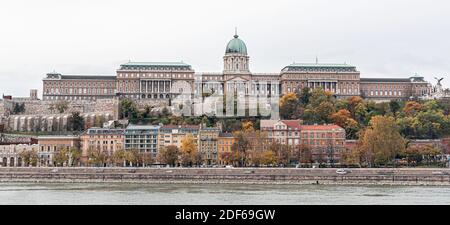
[282,63,357,72]
[225,34,247,55]
[287,63,355,68]
[121,62,190,67]
[119,62,192,70]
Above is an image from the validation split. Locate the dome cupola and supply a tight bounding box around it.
[225,33,247,55]
[223,29,250,73]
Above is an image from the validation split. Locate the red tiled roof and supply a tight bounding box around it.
[281,120,302,129]
[300,124,343,131]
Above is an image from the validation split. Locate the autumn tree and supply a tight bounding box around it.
[125,150,140,167]
[347,96,363,115]
[268,142,292,166]
[232,131,251,167]
[180,134,199,166]
[279,92,299,119]
[112,149,127,167]
[19,149,38,167]
[53,148,69,167]
[403,101,422,116]
[261,150,277,166]
[357,116,406,167]
[158,145,179,166]
[219,152,233,166]
[341,147,361,167]
[139,152,154,167]
[400,144,442,167]
[87,148,110,167]
[329,109,360,139]
[291,144,313,166]
[241,121,255,132]
[302,88,336,123]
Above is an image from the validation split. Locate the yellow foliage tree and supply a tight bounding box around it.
[261,150,277,166]
[358,116,406,166]
[279,92,298,107]
[242,121,254,132]
[403,101,422,116]
[180,134,199,166]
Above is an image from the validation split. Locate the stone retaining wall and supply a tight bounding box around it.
[1,168,450,185]
[1,99,117,116]
[5,112,113,132]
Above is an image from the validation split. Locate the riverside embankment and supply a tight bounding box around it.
[1,167,450,185]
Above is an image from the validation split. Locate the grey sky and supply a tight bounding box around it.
[0,0,449,97]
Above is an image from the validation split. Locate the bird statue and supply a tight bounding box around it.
[434,77,444,86]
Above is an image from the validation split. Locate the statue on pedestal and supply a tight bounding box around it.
[434,77,444,93]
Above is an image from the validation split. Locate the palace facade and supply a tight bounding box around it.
[42,32,431,102]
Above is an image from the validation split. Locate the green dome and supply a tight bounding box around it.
[225,34,247,55]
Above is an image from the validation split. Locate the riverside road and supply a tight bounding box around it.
[1,167,450,185]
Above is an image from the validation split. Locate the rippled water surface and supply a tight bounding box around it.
[1,182,450,204]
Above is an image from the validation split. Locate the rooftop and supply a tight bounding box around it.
[282,63,358,72]
[121,62,190,67]
[287,63,355,68]
[282,120,302,129]
[360,78,411,83]
[300,124,344,131]
[260,120,302,129]
[37,135,80,140]
[219,133,234,138]
[119,62,192,70]
[160,125,200,130]
[85,128,125,135]
[61,75,116,80]
[44,73,116,80]
[125,124,160,130]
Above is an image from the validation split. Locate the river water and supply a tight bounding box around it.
[1,182,450,205]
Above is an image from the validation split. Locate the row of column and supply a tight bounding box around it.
[140,80,171,93]
[226,82,280,95]
[308,81,339,94]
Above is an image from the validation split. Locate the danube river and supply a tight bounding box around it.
[1,182,450,204]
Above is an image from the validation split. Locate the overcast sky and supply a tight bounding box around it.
[0,0,449,97]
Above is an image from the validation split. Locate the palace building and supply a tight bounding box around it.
[42,32,431,102]
[43,73,116,100]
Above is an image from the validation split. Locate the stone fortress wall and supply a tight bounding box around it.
[9,99,118,115]
[0,100,4,116]
[1,99,119,132]
[6,112,114,132]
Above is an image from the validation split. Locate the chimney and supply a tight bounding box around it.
[30,89,38,100]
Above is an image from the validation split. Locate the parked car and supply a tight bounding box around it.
[225,165,234,168]
[336,168,351,174]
